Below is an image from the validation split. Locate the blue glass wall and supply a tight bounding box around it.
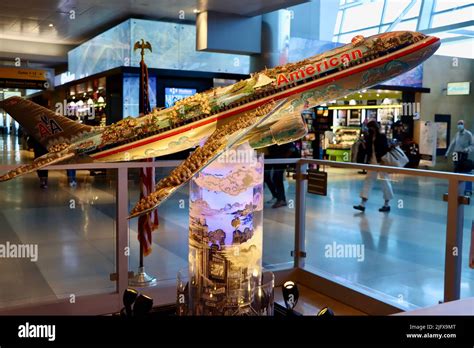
[68,20,131,79]
[130,19,250,73]
[68,19,250,80]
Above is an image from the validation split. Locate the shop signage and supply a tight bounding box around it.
[276,49,363,87]
[0,80,47,89]
[447,82,470,96]
[307,169,328,196]
[418,120,437,167]
[0,67,46,81]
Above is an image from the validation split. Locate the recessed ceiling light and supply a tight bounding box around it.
[48,23,54,27]
[359,94,363,98]
[193,9,199,13]
[376,93,380,97]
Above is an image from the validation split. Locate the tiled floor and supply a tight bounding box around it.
[0,135,473,311]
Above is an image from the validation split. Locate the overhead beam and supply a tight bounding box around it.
[385,0,418,32]
[0,38,74,66]
[421,20,474,34]
[417,0,435,30]
[440,36,473,43]
[339,0,372,10]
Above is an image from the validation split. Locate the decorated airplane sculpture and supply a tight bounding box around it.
[0,31,440,219]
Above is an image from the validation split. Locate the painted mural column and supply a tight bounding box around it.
[182,142,271,315]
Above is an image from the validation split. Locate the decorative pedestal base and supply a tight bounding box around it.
[129,267,157,287]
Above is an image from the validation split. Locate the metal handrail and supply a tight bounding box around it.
[0,160,183,171]
[0,158,300,171]
[300,158,474,181]
[1,157,471,181]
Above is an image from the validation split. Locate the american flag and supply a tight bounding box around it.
[137,56,159,256]
[138,159,159,256]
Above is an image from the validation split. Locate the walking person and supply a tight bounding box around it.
[264,142,296,208]
[65,114,78,187]
[445,120,473,195]
[353,120,394,212]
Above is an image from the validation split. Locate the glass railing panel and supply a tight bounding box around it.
[0,166,117,309]
[303,165,454,309]
[262,162,296,270]
[460,179,474,301]
[127,165,188,282]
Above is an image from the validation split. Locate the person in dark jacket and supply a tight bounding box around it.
[353,120,394,212]
[28,136,48,189]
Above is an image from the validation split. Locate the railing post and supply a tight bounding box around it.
[116,167,129,305]
[294,160,308,268]
[444,178,464,302]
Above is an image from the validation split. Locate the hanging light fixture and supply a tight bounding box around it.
[97,96,105,103]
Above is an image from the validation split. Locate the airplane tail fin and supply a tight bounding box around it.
[0,96,95,149]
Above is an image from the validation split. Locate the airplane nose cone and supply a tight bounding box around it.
[429,35,441,50]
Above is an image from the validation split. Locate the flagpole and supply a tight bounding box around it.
[129,39,157,287]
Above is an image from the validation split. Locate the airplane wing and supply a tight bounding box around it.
[129,98,287,219]
[0,147,76,182]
